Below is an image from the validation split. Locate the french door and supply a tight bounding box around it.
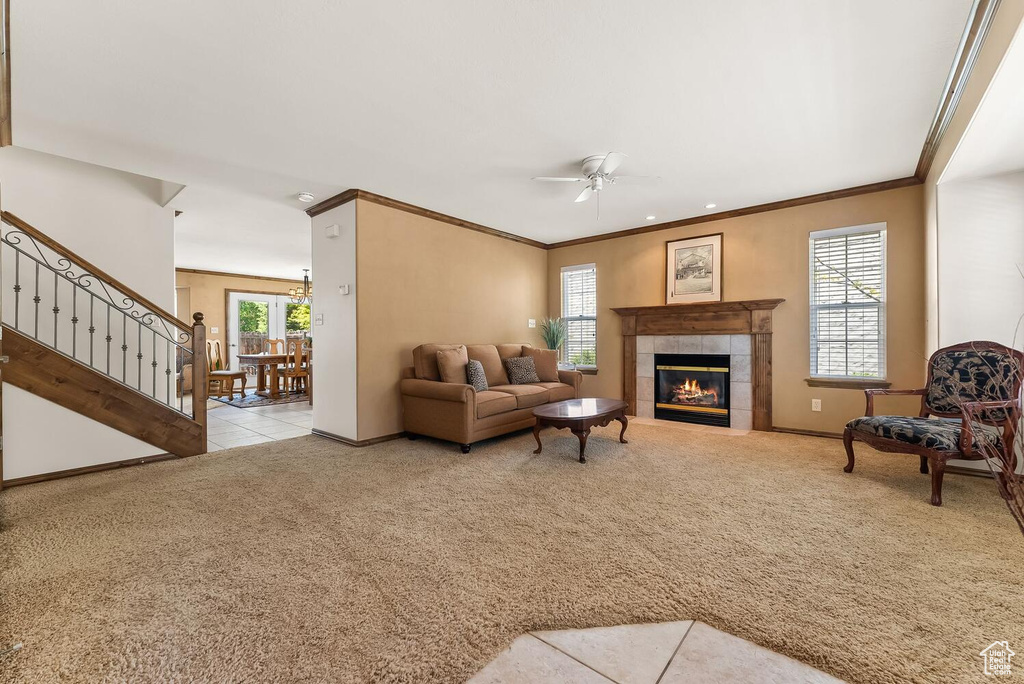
[227,293,311,370]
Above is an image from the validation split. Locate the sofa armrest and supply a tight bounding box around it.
[401,378,474,403]
[558,370,584,398]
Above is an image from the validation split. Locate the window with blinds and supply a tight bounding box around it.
[809,224,886,379]
[561,264,597,368]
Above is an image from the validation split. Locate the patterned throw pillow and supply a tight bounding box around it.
[505,356,540,384]
[466,360,489,392]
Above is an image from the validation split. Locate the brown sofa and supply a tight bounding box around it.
[401,343,583,452]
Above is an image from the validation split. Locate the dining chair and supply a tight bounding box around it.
[262,338,286,390]
[281,340,309,395]
[206,339,247,399]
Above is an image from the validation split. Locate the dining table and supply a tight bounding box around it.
[235,350,311,401]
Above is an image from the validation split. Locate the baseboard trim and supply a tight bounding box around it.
[2,452,179,487]
[772,427,844,440]
[311,428,406,447]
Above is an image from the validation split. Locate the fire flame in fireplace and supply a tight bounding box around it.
[673,378,718,404]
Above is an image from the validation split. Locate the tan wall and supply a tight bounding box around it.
[355,199,548,440]
[924,0,1024,353]
[173,270,301,349]
[547,185,927,433]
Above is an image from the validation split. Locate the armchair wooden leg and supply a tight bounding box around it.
[842,428,855,473]
[919,455,928,474]
[929,457,945,506]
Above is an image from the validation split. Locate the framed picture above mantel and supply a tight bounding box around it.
[665,233,722,305]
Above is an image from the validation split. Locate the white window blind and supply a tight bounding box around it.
[809,224,886,379]
[561,264,597,368]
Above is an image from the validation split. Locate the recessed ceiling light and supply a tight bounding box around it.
[646,215,656,221]
[704,203,717,209]
[297,192,315,203]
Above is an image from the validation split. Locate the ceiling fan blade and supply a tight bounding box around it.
[609,175,660,184]
[532,176,584,182]
[574,186,593,203]
[597,152,627,176]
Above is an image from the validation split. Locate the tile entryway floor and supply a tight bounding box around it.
[469,621,843,683]
[205,400,312,450]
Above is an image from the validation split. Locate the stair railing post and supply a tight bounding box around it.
[191,312,208,453]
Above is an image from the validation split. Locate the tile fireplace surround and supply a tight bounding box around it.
[611,299,785,431]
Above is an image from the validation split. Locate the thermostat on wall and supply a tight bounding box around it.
[325,224,340,239]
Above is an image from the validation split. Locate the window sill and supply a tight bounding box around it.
[577,367,599,376]
[805,377,891,389]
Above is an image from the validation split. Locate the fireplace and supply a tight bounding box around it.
[654,353,731,427]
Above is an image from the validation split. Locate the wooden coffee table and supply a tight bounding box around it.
[532,398,629,463]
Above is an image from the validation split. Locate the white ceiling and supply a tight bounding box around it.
[13,0,972,259]
[942,20,1024,183]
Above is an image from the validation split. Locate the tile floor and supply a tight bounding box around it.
[205,400,312,451]
[469,620,842,683]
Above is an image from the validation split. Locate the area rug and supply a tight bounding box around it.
[211,388,308,408]
[1,424,1021,683]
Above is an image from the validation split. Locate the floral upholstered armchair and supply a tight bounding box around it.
[843,342,1023,506]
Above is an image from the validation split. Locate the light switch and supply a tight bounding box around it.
[314,313,324,326]
[211,326,220,334]
[528,319,536,328]
[339,284,350,295]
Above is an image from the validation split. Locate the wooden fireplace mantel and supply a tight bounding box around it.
[611,299,785,430]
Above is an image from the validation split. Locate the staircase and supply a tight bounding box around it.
[0,211,208,484]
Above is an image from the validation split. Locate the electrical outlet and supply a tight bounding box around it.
[811,399,822,412]
[210,326,220,334]
[528,319,536,328]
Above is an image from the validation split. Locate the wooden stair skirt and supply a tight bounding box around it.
[3,325,205,457]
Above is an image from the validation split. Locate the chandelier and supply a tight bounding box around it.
[289,269,312,304]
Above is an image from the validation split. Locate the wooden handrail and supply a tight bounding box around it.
[1,210,194,333]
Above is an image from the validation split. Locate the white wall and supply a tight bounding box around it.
[310,202,357,441]
[936,168,1024,473]
[0,146,178,480]
[937,170,1024,348]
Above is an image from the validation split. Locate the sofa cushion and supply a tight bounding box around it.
[476,390,517,418]
[467,345,509,387]
[466,359,489,392]
[523,347,559,382]
[505,356,541,384]
[413,343,464,381]
[496,343,530,361]
[436,347,469,384]
[847,415,1001,453]
[489,384,549,408]
[531,381,575,402]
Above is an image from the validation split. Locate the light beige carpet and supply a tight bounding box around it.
[1,424,1021,683]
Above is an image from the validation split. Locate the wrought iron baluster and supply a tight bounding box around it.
[13,250,20,328]
[122,311,128,383]
[178,345,184,413]
[89,295,95,367]
[106,307,112,374]
[71,286,78,359]
[52,271,59,348]
[33,261,40,338]
[165,340,172,406]
[151,330,158,399]
[137,320,143,390]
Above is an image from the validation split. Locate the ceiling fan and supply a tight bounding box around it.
[532,152,657,218]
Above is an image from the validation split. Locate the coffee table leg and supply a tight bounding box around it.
[573,428,590,463]
[616,413,629,444]
[532,423,543,454]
